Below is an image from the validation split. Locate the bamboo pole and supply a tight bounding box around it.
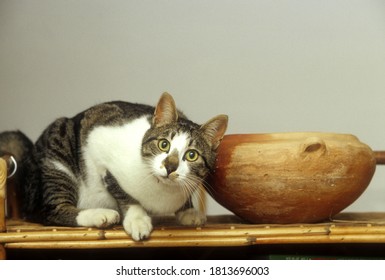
[0,229,105,243]
[0,222,331,244]
[4,236,254,249]
[329,224,385,235]
[6,231,385,250]
[103,224,330,240]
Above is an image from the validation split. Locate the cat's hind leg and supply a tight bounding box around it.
[39,160,120,228]
[42,190,120,228]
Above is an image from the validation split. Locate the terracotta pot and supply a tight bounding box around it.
[208,133,376,224]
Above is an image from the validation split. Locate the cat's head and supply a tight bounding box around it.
[142,93,228,188]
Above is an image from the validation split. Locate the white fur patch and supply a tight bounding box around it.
[122,205,153,241]
[76,208,120,228]
[80,117,150,210]
[80,118,198,217]
[50,160,77,182]
[77,179,118,210]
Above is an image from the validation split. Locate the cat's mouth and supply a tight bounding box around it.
[155,172,179,184]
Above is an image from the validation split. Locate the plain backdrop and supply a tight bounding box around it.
[1,0,385,215]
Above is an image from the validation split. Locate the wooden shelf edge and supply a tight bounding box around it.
[3,213,385,249]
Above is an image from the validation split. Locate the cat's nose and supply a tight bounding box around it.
[163,152,179,176]
[166,165,177,176]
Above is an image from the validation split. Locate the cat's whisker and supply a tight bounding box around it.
[191,186,207,213]
[182,174,219,214]
[177,179,192,201]
[179,174,208,212]
[199,177,218,198]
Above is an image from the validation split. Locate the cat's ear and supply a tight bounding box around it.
[153,92,178,127]
[200,115,228,150]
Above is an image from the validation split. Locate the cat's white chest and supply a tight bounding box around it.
[81,116,187,214]
[126,175,187,214]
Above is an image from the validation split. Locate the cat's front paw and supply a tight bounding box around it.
[76,208,120,228]
[176,208,207,226]
[123,205,153,241]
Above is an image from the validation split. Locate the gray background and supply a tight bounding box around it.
[1,0,385,215]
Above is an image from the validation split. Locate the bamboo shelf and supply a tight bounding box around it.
[3,213,385,252]
[2,157,385,259]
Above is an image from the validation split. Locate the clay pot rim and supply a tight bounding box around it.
[222,132,360,142]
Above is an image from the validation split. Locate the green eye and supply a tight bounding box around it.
[158,139,170,152]
[184,149,199,162]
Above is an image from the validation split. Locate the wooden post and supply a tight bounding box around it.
[0,158,7,260]
[0,158,7,233]
[0,245,5,260]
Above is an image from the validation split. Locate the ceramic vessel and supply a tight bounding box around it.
[209,133,376,223]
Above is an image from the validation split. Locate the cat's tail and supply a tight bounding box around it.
[0,130,33,164]
[0,130,34,217]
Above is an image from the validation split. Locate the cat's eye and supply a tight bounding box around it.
[158,139,170,153]
[184,149,199,162]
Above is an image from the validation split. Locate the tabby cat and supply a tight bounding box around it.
[0,93,228,241]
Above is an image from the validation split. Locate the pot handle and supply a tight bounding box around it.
[374,151,385,165]
[301,137,327,156]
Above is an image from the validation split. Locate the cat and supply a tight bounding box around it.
[0,93,228,241]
